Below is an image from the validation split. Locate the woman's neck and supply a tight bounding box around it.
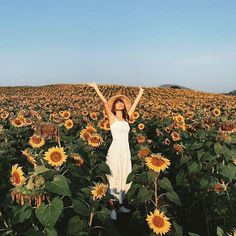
[115,110,123,119]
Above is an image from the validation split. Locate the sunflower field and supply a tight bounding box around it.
[0,84,236,236]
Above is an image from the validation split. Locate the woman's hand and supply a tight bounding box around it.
[87,82,98,88]
[139,87,144,92]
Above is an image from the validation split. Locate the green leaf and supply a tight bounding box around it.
[158,177,174,192]
[35,197,63,229]
[190,142,203,150]
[179,155,190,166]
[45,174,71,196]
[45,228,57,236]
[176,169,189,187]
[201,152,216,161]
[216,226,225,236]
[33,165,50,175]
[218,164,236,182]
[96,207,111,224]
[173,220,183,236]
[72,199,90,217]
[188,162,202,174]
[136,186,152,203]
[11,204,32,224]
[66,216,88,235]
[214,143,223,156]
[188,233,200,236]
[126,171,136,184]
[166,191,182,206]
[147,170,158,182]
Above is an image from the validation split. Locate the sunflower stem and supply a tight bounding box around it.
[89,210,95,227]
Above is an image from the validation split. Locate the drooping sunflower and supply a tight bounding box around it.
[64,119,74,129]
[29,135,45,148]
[87,134,103,148]
[10,164,25,186]
[91,183,108,200]
[71,153,84,167]
[44,146,68,167]
[146,208,171,235]
[21,149,37,166]
[145,153,171,172]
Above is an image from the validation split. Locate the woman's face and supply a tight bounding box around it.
[115,99,125,110]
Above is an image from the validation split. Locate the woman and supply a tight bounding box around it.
[87,82,144,220]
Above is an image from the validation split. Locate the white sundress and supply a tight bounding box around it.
[105,116,133,204]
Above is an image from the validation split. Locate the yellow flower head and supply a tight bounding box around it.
[10,164,25,186]
[146,208,171,235]
[145,153,171,172]
[91,183,108,200]
[64,119,74,129]
[29,135,45,148]
[44,146,68,167]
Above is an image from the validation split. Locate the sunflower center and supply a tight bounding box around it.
[151,158,165,167]
[13,171,21,184]
[152,215,165,228]
[15,119,22,125]
[32,136,42,144]
[50,151,62,162]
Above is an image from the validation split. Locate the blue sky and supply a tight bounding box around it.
[0,0,236,93]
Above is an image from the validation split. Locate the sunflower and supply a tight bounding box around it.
[80,129,92,141]
[44,146,68,167]
[212,181,228,193]
[171,132,181,141]
[10,164,25,186]
[132,111,140,119]
[173,114,185,125]
[87,134,103,148]
[173,144,184,154]
[104,120,111,130]
[128,116,136,124]
[164,138,171,145]
[145,153,171,172]
[91,183,108,200]
[21,149,37,166]
[29,135,45,148]
[213,108,221,117]
[82,110,89,116]
[60,110,71,119]
[85,124,97,134]
[138,147,151,158]
[146,208,171,235]
[90,111,99,120]
[71,153,84,167]
[138,123,145,130]
[164,127,171,133]
[11,117,24,127]
[64,119,74,129]
[137,134,145,144]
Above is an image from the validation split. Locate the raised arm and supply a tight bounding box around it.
[128,87,144,117]
[87,82,114,119]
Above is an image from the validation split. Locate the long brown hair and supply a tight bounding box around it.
[111,98,130,121]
